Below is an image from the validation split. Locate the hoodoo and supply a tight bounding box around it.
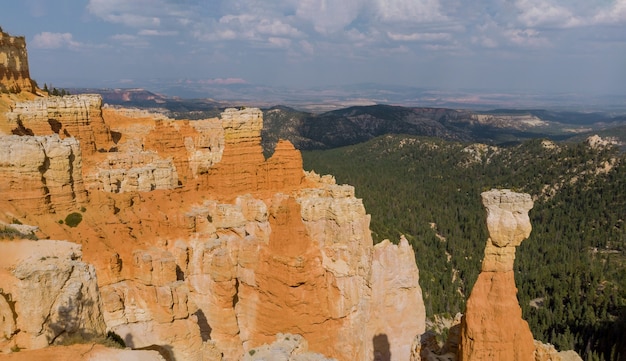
[460,189,535,361]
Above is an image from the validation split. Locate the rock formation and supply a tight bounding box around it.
[459,189,535,361]
[92,151,179,193]
[0,103,426,360]
[0,134,86,215]
[370,237,426,361]
[6,95,112,155]
[0,239,106,352]
[533,341,584,361]
[0,29,33,93]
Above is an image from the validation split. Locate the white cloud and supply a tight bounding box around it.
[80,0,625,78]
[87,0,163,27]
[256,19,302,37]
[138,29,179,36]
[32,32,82,50]
[515,0,583,28]
[111,34,150,47]
[193,11,304,48]
[374,0,446,23]
[296,0,364,34]
[594,0,626,24]
[387,32,451,42]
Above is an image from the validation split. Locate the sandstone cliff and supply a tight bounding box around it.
[459,189,535,361]
[0,29,33,94]
[6,95,112,155]
[1,101,426,361]
[0,134,86,215]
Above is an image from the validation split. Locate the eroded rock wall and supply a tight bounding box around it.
[1,105,427,361]
[5,95,112,155]
[0,30,33,93]
[0,134,86,214]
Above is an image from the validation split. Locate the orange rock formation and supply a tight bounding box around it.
[0,98,426,361]
[459,189,535,361]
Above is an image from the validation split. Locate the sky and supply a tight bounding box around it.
[1,0,626,96]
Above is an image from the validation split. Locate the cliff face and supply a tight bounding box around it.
[0,99,426,361]
[459,189,535,361]
[6,95,112,155]
[0,30,33,93]
[0,134,86,215]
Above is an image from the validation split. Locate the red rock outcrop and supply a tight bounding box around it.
[1,95,426,360]
[199,108,304,198]
[0,29,33,94]
[459,189,535,361]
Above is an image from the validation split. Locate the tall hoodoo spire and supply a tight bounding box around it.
[459,189,535,361]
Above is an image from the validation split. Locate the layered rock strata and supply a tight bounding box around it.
[96,174,426,361]
[0,30,33,93]
[5,95,112,155]
[1,100,427,360]
[459,189,535,361]
[0,134,86,214]
[0,240,106,352]
[93,151,179,193]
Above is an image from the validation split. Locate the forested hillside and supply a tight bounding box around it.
[262,105,626,155]
[303,135,626,360]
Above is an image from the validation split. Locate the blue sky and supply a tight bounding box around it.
[1,0,626,95]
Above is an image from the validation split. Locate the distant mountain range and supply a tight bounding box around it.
[262,104,626,153]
